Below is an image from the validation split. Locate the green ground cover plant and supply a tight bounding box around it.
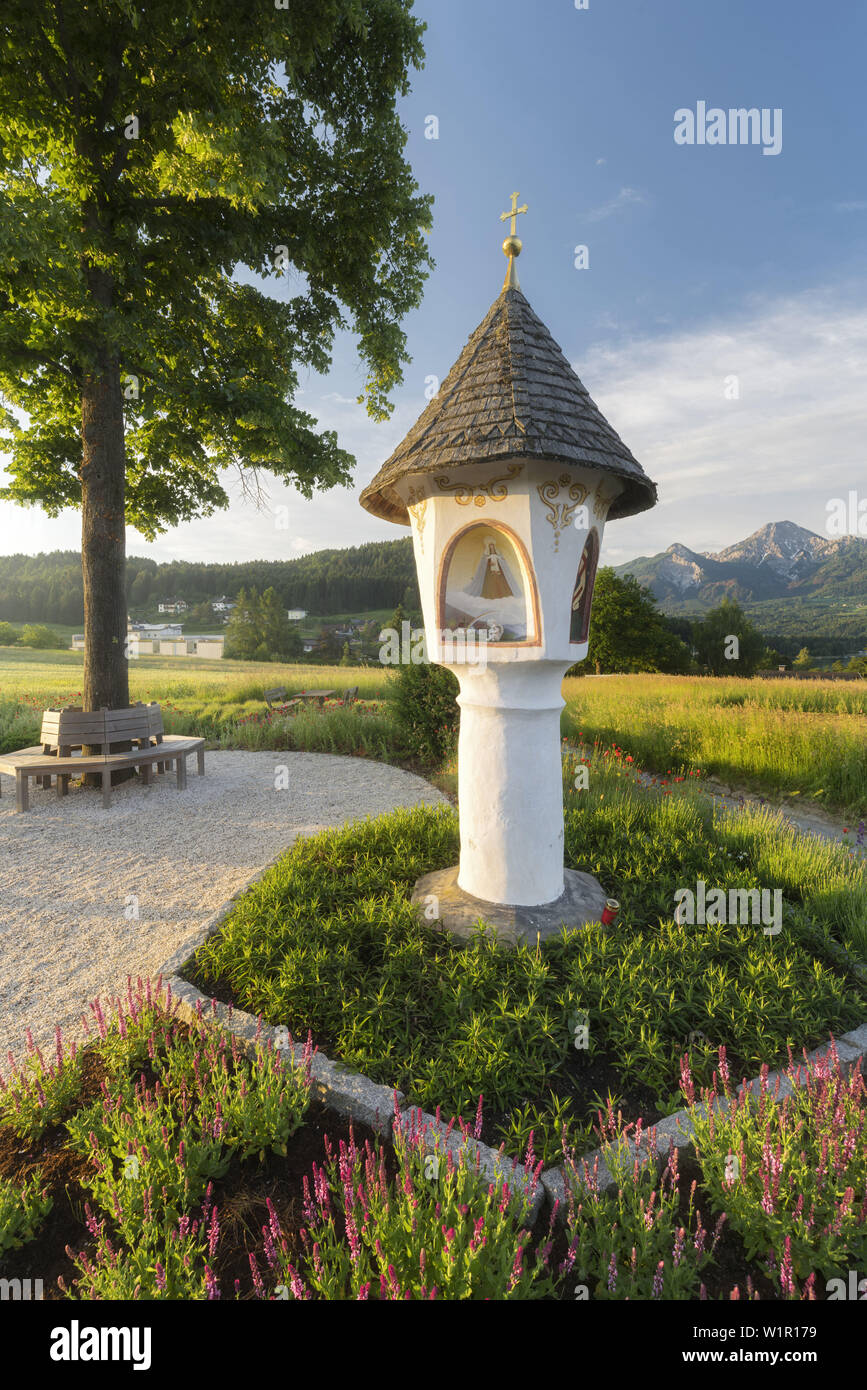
[0,1172,52,1255]
[188,749,867,1165]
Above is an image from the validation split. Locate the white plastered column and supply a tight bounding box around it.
[448,659,570,906]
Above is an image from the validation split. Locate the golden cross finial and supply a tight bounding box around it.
[499,191,527,290]
[500,191,528,236]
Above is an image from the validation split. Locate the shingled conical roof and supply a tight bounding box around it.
[360,284,657,524]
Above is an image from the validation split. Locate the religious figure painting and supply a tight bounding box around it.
[442,526,532,642]
[570,529,599,644]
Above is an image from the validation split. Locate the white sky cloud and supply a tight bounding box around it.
[1,283,864,569]
[579,283,867,561]
[581,187,648,223]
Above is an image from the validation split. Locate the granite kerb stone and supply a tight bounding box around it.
[542,1023,867,1226]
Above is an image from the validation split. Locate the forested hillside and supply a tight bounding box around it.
[0,541,418,624]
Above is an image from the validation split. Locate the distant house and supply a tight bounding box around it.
[158,598,188,614]
[71,634,85,651]
[286,608,307,621]
[212,596,236,612]
[126,628,225,659]
[130,621,182,638]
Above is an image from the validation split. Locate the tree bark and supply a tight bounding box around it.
[80,349,130,779]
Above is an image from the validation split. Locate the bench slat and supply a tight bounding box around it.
[41,716,105,734]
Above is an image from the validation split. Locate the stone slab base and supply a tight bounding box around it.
[411,865,608,948]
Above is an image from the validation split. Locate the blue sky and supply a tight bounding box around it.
[2,0,866,567]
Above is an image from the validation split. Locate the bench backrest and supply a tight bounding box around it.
[41,707,110,752]
[342,687,359,704]
[264,687,288,708]
[105,706,152,746]
[135,701,164,742]
[41,705,154,752]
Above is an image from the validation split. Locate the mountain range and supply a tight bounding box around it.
[615,521,867,650]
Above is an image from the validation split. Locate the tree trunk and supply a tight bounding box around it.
[80,352,130,779]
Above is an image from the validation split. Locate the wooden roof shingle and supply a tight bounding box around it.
[360,285,657,524]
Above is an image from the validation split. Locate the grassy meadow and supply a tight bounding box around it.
[0,646,399,757]
[2,646,866,815]
[562,673,867,819]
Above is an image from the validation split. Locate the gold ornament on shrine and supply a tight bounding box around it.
[500,191,528,288]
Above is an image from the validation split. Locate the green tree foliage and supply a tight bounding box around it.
[17,623,66,649]
[314,626,343,662]
[259,587,299,660]
[0,1,432,707]
[0,621,19,644]
[187,600,216,627]
[793,646,814,670]
[390,658,459,767]
[224,586,301,662]
[585,570,693,674]
[0,541,417,624]
[692,599,768,676]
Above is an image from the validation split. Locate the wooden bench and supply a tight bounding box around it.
[264,685,309,713]
[264,686,289,711]
[0,705,204,812]
[137,701,206,774]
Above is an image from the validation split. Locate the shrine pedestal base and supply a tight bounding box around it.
[410,865,608,950]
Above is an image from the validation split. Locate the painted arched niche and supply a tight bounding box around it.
[439,522,539,645]
[570,528,600,644]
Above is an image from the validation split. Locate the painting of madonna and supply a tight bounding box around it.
[442,526,531,642]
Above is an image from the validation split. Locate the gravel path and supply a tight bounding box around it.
[0,752,447,1078]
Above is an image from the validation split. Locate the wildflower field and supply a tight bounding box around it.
[2,649,865,815]
[562,674,867,818]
